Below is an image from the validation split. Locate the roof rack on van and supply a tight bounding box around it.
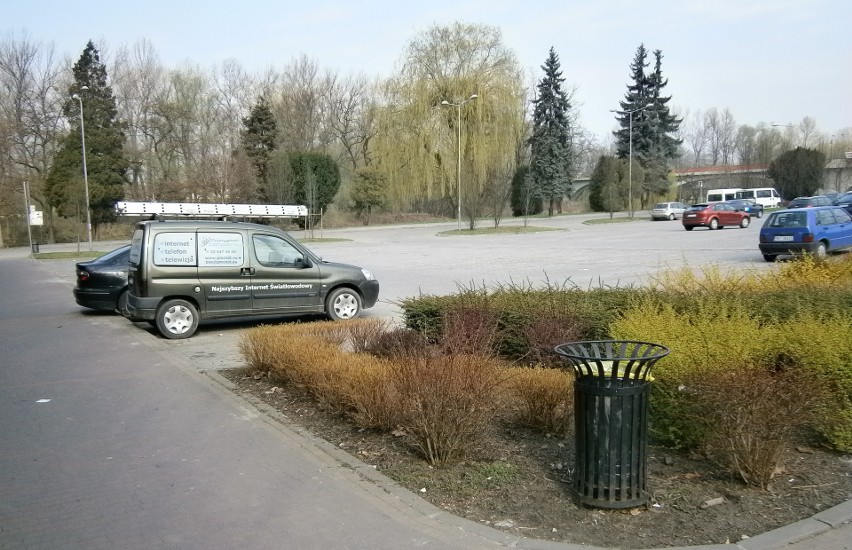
[115,202,307,219]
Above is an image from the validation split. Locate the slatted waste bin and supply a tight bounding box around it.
[554,340,669,509]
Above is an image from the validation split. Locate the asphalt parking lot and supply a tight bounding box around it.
[11,211,774,372]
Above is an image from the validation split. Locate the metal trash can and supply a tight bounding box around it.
[555,340,669,509]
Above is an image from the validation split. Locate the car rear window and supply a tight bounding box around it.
[767,212,807,228]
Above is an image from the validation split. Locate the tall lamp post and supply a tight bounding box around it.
[611,104,651,218]
[72,86,92,250]
[441,94,478,231]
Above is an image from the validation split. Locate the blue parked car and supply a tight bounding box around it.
[758,206,852,262]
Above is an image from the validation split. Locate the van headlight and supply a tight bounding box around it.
[361,268,375,280]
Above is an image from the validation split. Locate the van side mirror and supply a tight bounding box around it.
[295,256,312,269]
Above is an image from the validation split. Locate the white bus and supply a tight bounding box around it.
[706,188,742,202]
[735,187,782,208]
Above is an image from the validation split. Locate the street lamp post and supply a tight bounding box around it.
[611,104,651,218]
[72,86,92,251]
[441,94,478,231]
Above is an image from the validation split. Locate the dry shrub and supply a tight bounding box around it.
[440,306,499,356]
[686,367,824,488]
[507,366,573,435]
[345,318,391,353]
[238,325,283,373]
[365,326,431,359]
[345,358,400,430]
[391,354,503,465]
[522,313,583,367]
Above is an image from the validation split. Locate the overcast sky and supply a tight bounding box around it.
[5,0,851,142]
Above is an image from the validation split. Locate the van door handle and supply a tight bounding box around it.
[241,267,255,276]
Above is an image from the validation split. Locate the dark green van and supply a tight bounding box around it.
[125,220,379,339]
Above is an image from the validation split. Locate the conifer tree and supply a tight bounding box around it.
[528,47,574,216]
[241,96,278,202]
[45,41,128,233]
[613,45,681,204]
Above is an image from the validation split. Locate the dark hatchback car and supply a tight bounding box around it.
[758,207,852,261]
[727,198,764,218]
[682,202,750,230]
[834,193,852,215]
[786,195,833,208]
[73,244,131,313]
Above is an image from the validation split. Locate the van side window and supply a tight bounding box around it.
[253,234,303,267]
[153,232,197,266]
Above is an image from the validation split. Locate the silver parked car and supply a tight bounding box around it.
[651,201,688,221]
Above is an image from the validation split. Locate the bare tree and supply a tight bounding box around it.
[0,31,64,242]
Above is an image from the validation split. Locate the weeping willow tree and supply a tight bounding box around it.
[373,22,526,226]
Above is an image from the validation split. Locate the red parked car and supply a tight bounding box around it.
[682,202,751,231]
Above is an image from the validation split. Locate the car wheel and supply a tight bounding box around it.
[756,210,763,218]
[684,226,694,231]
[155,299,199,339]
[815,242,828,258]
[740,217,750,228]
[326,287,362,321]
[116,290,129,315]
[762,254,777,263]
[668,213,675,221]
[709,218,719,230]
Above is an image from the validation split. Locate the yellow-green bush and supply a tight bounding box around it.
[612,297,852,452]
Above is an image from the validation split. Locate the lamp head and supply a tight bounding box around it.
[441,100,449,106]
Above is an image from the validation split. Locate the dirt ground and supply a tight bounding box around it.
[221,368,852,549]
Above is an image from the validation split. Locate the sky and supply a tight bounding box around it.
[4,0,851,143]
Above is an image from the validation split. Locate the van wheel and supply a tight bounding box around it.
[740,217,750,228]
[156,299,199,339]
[709,218,719,230]
[326,288,362,321]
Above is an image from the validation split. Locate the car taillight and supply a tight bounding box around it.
[78,270,89,281]
[802,233,814,242]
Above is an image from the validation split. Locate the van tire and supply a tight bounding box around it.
[326,288,362,321]
[156,299,199,339]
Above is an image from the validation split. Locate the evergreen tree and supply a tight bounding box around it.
[241,96,278,202]
[509,165,542,217]
[613,45,681,207]
[45,41,128,233]
[288,152,341,215]
[528,47,573,216]
[350,167,388,225]
[767,147,825,199]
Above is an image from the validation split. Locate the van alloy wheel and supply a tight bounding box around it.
[326,288,361,321]
[156,299,199,339]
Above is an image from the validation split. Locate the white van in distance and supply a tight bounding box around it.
[735,187,782,208]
